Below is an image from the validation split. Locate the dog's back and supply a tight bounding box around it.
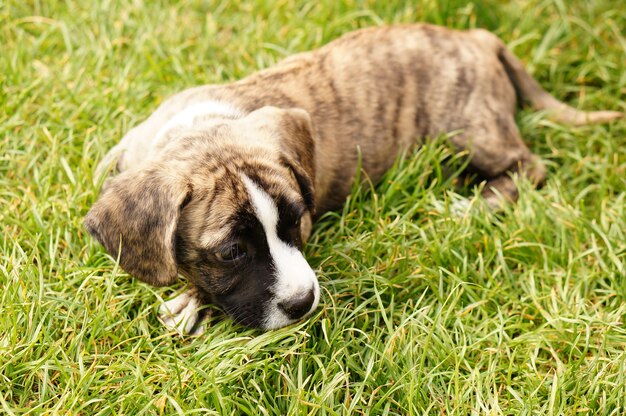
[101,24,621,212]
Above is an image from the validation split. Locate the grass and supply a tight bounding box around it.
[1,0,625,414]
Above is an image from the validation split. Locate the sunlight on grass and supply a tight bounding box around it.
[1,0,625,414]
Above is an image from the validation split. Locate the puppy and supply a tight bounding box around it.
[85,24,622,333]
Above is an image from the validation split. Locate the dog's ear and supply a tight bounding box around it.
[278,108,316,213]
[248,106,317,213]
[84,165,191,286]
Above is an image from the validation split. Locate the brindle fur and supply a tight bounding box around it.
[86,24,622,329]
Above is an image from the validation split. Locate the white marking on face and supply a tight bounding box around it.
[241,175,320,329]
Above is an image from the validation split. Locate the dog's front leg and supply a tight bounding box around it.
[158,287,207,335]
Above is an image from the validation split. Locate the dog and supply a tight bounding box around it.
[85,24,622,334]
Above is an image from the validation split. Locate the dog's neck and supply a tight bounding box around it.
[154,100,243,144]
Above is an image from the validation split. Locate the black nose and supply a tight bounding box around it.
[278,290,315,320]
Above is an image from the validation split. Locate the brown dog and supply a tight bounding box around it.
[85,24,622,333]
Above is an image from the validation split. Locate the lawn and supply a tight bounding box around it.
[1,0,625,414]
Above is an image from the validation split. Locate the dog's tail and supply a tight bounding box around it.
[473,29,623,126]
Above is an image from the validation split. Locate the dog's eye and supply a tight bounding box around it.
[215,244,246,262]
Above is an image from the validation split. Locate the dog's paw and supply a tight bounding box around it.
[432,195,473,218]
[449,197,472,217]
[158,292,205,335]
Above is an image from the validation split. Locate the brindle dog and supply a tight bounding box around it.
[85,24,622,333]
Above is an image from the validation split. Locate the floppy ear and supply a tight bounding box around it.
[249,106,317,213]
[84,166,191,286]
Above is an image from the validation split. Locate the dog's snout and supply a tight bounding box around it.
[278,289,315,320]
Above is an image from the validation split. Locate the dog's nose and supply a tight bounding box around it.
[278,289,315,320]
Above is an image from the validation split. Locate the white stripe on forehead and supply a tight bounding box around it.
[242,176,279,235]
[241,174,319,328]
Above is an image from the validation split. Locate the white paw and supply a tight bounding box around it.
[158,292,205,335]
[432,195,473,218]
[449,197,472,217]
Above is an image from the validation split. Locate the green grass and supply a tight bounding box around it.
[1,0,625,414]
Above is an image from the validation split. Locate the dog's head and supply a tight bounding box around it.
[85,106,320,329]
